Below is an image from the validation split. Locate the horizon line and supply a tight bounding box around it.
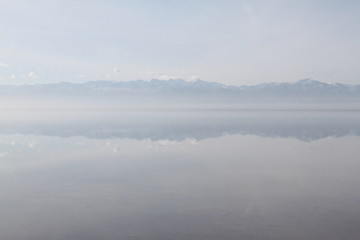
[0,78,358,87]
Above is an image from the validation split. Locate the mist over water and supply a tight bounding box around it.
[1,110,360,239]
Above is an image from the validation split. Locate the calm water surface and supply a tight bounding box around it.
[0,111,360,240]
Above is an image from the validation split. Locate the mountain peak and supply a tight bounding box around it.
[294,79,325,85]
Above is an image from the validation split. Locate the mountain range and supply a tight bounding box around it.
[1,78,360,107]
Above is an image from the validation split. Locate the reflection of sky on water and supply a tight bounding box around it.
[0,111,360,239]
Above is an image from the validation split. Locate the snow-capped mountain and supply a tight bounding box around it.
[1,78,357,91]
[1,78,360,106]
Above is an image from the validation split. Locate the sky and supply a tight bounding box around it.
[0,0,359,85]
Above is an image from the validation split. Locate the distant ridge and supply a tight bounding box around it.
[1,78,358,90]
[1,79,360,107]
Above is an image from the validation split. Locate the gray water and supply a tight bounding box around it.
[0,110,360,240]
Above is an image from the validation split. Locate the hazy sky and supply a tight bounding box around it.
[0,0,359,85]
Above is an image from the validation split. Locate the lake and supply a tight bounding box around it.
[0,110,360,240]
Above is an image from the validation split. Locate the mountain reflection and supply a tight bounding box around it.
[1,110,360,141]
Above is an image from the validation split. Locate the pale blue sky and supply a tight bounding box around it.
[0,0,359,85]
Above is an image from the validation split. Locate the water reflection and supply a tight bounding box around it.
[0,111,360,239]
[1,110,360,141]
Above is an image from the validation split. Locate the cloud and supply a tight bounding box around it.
[146,71,179,80]
[27,141,37,149]
[146,71,200,81]
[113,67,121,72]
[159,74,178,80]
[146,71,166,76]
[0,62,9,68]
[76,74,86,78]
[27,72,38,79]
